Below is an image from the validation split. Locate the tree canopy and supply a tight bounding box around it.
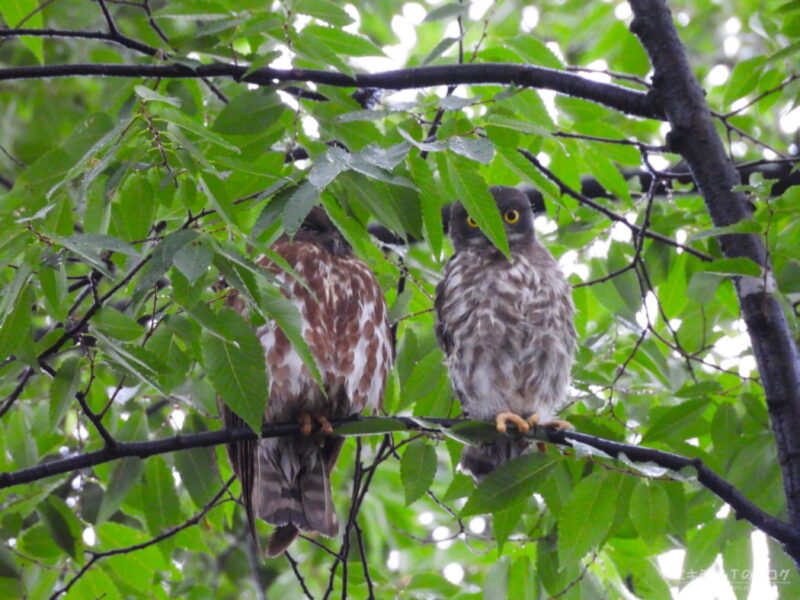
[1,0,800,599]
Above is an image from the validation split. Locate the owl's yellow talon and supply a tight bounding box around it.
[298,412,313,436]
[495,412,530,434]
[527,414,540,427]
[316,415,334,435]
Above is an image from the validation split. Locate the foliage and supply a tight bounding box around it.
[1,0,800,599]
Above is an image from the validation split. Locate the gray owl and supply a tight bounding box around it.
[434,186,576,480]
[223,207,394,556]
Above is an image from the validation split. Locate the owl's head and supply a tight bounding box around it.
[448,186,535,252]
[295,206,352,256]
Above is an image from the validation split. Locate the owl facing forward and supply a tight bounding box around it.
[434,186,576,481]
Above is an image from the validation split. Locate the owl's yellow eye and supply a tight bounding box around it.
[466,216,479,228]
[504,209,520,224]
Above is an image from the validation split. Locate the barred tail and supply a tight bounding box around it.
[256,436,344,556]
[460,439,530,482]
[220,403,260,553]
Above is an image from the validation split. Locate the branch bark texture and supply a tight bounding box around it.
[0,62,661,119]
[2,416,799,556]
[629,0,800,553]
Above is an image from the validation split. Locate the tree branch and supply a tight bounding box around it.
[0,27,161,56]
[629,0,800,554]
[3,415,798,557]
[0,62,661,119]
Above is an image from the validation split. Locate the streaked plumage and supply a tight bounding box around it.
[434,186,576,480]
[224,207,393,556]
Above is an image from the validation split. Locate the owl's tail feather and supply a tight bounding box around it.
[256,436,343,556]
[460,438,530,482]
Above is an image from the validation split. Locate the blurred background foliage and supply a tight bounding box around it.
[1,0,799,598]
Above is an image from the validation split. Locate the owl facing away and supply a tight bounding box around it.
[434,186,576,480]
[223,207,394,556]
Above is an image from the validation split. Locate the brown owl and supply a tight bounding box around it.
[223,207,394,556]
[434,186,576,480]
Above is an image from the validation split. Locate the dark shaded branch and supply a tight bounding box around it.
[629,0,800,553]
[0,62,662,120]
[0,171,12,189]
[0,27,161,56]
[3,416,799,557]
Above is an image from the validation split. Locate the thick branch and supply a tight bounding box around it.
[0,62,661,119]
[629,0,800,543]
[2,416,798,555]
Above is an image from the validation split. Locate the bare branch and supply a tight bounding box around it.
[3,416,799,558]
[0,62,662,119]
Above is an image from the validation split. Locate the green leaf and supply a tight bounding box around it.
[642,398,709,443]
[134,85,182,107]
[629,480,669,542]
[424,2,469,22]
[201,307,268,434]
[448,136,494,164]
[445,153,509,257]
[332,416,410,436]
[97,457,144,524]
[38,496,82,559]
[493,502,524,552]
[94,306,145,341]
[172,236,213,283]
[400,440,437,505]
[508,555,537,600]
[701,257,762,277]
[175,444,219,508]
[461,452,557,517]
[0,545,19,578]
[142,455,182,535]
[280,180,320,236]
[0,0,44,62]
[294,0,354,26]
[258,286,325,393]
[50,356,82,427]
[408,155,444,256]
[558,469,619,564]
[300,25,383,57]
[135,229,199,295]
[724,57,766,105]
[211,89,285,135]
[0,283,31,363]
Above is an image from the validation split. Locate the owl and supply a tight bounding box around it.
[434,186,576,481]
[223,206,394,556]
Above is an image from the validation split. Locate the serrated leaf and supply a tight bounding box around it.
[199,173,240,231]
[97,457,144,524]
[142,455,182,535]
[461,452,557,517]
[300,24,383,57]
[408,155,444,256]
[135,229,199,295]
[259,287,325,393]
[172,237,213,283]
[448,136,494,164]
[93,306,144,341]
[422,37,460,65]
[441,472,474,501]
[401,441,437,505]
[134,85,181,107]
[175,445,219,508]
[201,307,268,434]
[558,470,619,564]
[445,153,509,257]
[629,480,669,542]
[493,502,524,552]
[280,180,320,236]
